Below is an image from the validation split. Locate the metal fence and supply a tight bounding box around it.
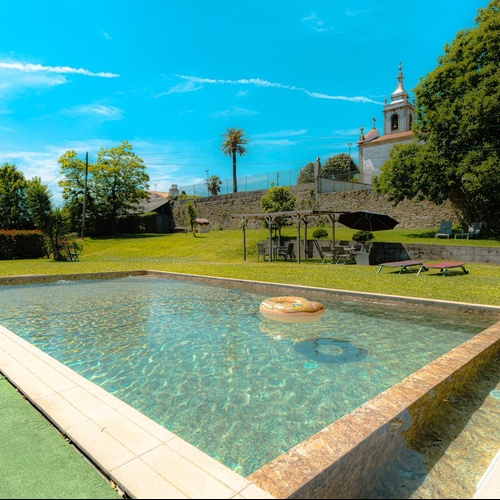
[178,167,302,197]
[178,166,371,197]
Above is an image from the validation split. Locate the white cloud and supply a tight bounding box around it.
[161,79,204,95]
[0,61,119,78]
[210,106,257,118]
[64,104,124,120]
[171,75,383,105]
[301,13,334,32]
[101,30,112,40]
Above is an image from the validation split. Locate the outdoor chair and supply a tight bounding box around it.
[277,241,294,261]
[66,244,79,262]
[256,242,270,262]
[314,240,335,263]
[455,222,482,239]
[333,246,355,265]
[434,220,453,239]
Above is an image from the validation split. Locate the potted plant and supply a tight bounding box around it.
[352,230,374,252]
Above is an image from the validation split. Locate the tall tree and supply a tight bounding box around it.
[220,127,249,193]
[260,185,296,240]
[321,153,358,181]
[0,163,31,229]
[374,0,500,230]
[59,141,149,234]
[93,141,149,233]
[296,162,315,184]
[58,150,91,233]
[26,178,71,260]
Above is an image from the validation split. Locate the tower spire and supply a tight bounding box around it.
[390,62,408,103]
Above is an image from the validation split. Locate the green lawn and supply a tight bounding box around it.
[1,228,499,306]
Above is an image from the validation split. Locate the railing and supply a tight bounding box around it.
[178,167,371,197]
[178,168,302,197]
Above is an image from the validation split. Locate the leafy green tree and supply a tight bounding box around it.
[296,162,315,184]
[186,201,197,235]
[59,141,149,234]
[0,163,31,229]
[207,175,222,196]
[374,0,500,230]
[26,177,52,231]
[260,185,296,240]
[220,127,249,193]
[321,153,358,181]
[26,178,71,260]
[58,151,91,233]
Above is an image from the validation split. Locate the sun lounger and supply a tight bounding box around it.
[417,262,469,276]
[377,260,423,274]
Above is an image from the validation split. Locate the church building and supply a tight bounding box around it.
[357,64,415,184]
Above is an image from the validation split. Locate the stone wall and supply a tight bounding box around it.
[173,186,457,230]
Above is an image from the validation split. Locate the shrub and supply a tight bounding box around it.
[0,230,47,260]
[352,231,374,243]
[312,228,329,239]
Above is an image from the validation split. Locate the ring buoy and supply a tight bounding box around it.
[259,296,324,323]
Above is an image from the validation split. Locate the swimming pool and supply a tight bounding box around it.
[0,273,497,480]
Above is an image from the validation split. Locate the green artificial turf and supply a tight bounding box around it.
[0,377,121,499]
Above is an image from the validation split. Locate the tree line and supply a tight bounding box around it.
[1,0,499,258]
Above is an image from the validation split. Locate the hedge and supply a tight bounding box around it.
[0,230,47,260]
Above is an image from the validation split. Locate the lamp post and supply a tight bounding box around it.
[205,169,209,195]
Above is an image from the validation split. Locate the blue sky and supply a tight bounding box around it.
[0,0,486,203]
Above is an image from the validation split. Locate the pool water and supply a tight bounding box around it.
[0,276,495,477]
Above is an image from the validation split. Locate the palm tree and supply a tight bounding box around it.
[207,175,222,196]
[220,127,249,193]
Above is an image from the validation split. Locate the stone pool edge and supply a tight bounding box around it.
[1,270,499,499]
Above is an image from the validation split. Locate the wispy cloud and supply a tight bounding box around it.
[101,30,112,40]
[169,75,383,105]
[210,106,257,119]
[63,103,124,120]
[0,61,119,78]
[301,13,334,32]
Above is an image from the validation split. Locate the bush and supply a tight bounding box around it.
[352,230,374,243]
[0,230,47,260]
[312,228,329,239]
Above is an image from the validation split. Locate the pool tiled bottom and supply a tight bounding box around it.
[0,325,273,499]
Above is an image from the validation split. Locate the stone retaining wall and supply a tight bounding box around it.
[173,186,457,230]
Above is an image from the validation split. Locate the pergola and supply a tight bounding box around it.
[231,210,345,263]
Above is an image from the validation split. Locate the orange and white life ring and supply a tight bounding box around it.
[259,296,324,323]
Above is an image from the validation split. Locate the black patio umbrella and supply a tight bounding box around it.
[337,211,399,231]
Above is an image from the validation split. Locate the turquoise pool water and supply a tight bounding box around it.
[0,276,495,477]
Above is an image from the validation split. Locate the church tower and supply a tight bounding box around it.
[382,63,414,135]
[357,64,415,184]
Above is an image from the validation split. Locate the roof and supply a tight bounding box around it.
[364,130,413,145]
[194,218,210,225]
[134,195,171,213]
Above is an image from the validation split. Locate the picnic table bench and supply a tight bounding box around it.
[417,262,468,276]
[377,260,424,274]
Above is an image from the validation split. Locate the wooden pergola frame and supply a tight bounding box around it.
[231,210,345,263]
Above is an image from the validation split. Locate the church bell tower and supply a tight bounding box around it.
[382,63,414,135]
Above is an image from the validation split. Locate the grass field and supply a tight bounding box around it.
[1,228,499,306]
